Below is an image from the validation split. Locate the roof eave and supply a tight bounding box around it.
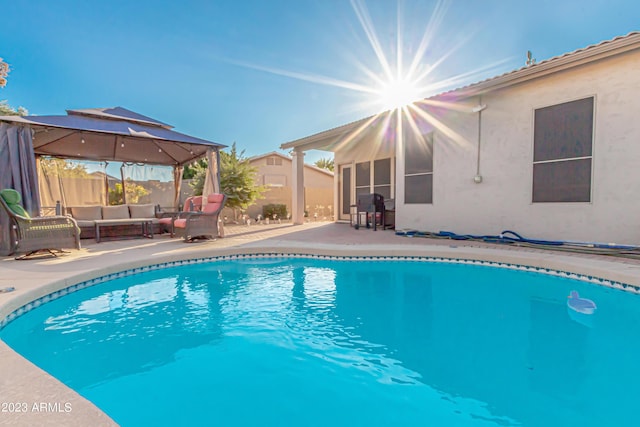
[280,115,374,152]
[447,32,640,99]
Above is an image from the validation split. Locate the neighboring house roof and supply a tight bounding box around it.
[88,171,119,181]
[248,151,292,163]
[282,31,640,151]
[249,151,334,177]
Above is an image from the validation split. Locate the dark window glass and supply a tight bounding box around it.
[355,186,371,199]
[355,162,370,187]
[341,167,351,215]
[405,174,433,204]
[534,97,593,162]
[532,159,591,202]
[405,133,433,175]
[374,158,391,186]
[374,185,391,200]
[533,97,593,203]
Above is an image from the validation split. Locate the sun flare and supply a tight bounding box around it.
[227,0,511,147]
[376,77,422,111]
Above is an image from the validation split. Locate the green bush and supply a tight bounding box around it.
[262,204,287,219]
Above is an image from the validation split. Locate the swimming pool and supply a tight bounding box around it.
[2,256,640,426]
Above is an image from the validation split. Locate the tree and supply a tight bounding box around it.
[1,58,28,114]
[0,100,28,116]
[0,58,8,88]
[220,143,267,218]
[182,158,207,179]
[186,161,207,195]
[314,157,334,171]
[108,179,149,205]
[40,158,90,178]
[188,143,266,220]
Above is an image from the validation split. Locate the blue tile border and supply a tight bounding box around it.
[1,253,637,330]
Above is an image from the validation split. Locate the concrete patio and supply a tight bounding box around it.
[2,221,640,426]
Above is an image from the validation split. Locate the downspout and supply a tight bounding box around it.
[473,96,487,184]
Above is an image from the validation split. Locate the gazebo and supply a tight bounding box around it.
[0,107,225,215]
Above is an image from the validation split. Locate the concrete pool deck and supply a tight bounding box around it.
[2,221,640,426]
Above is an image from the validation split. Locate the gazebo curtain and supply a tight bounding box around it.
[37,160,179,211]
[0,123,40,216]
[202,147,221,203]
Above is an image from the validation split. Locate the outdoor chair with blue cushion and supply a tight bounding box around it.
[0,189,81,258]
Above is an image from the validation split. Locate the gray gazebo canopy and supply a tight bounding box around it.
[2,107,225,166]
[0,107,225,213]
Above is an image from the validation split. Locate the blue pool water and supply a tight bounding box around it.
[3,258,640,426]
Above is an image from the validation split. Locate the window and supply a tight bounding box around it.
[404,132,433,204]
[354,159,392,199]
[374,158,391,199]
[264,174,286,187]
[532,97,593,202]
[266,157,283,166]
[355,161,370,198]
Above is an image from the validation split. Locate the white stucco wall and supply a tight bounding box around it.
[393,50,640,244]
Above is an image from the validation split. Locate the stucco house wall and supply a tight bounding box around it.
[397,49,640,244]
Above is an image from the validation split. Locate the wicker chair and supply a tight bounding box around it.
[172,193,226,242]
[0,189,81,258]
[158,195,204,237]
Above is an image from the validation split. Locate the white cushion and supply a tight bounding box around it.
[128,204,155,218]
[102,205,130,220]
[71,206,102,220]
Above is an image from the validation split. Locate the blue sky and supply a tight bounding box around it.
[1,0,637,164]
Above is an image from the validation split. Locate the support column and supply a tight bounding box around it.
[291,149,305,225]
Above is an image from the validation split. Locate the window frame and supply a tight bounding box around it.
[373,158,392,200]
[353,158,394,200]
[404,131,434,204]
[531,96,595,204]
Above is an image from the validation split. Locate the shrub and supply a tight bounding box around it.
[262,204,287,219]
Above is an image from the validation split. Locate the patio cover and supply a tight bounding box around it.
[0,107,226,210]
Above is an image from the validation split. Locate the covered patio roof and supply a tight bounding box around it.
[0,106,225,166]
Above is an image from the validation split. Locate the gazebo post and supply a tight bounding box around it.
[119,164,127,205]
[173,164,184,210]
[103,161,110,206]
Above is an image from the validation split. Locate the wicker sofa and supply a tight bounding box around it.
[68,204,161,241]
